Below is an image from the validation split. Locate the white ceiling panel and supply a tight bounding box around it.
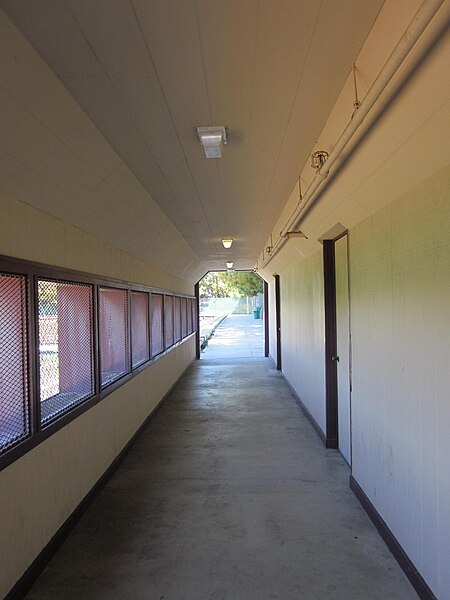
[1,0,385,277]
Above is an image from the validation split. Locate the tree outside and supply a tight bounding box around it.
[200,271,263,299]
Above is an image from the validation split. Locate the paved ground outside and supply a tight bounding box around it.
[202,313,264,359]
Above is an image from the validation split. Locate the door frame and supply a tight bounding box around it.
[323,231,349,449]
[264,281,269,357]
[194,282,200,359]
[274,274,281,370]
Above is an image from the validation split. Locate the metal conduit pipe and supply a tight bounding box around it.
[260,0,445,270]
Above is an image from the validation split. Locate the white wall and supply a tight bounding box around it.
[350,166,450,600]
[0,194,197,599]
[268,165,450,599]
[279,250,326,433]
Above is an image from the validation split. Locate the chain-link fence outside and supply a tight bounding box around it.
[38,279,94,425]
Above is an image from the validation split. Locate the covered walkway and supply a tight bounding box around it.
[23,366,416,597]
[0,3,449,598]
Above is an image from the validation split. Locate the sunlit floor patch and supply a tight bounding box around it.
[202,314,264,359]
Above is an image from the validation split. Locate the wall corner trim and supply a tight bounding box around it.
[4,357,197,600]
[349,476,437,600]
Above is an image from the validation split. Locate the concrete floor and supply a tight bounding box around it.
[203,314,264,359]
[25,357,417,600]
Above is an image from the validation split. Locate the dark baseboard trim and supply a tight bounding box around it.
[350,476,437,600]
[280,372,327,446]
[4,357,197,600]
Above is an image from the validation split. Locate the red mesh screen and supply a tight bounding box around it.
[151,294,164,357]
[131,291,149,368]
[164,295,174,349]
[174,296,182,342]
[38,280,94,425]
[192,299,198,332]
[99,288,129,387]
[187,298,193,334]
[0,274,30,453]
[181,298,188,338]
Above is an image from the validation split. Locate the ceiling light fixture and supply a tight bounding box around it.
[222,238,233,249]
[197,126,227,158]
[226,262,233,269]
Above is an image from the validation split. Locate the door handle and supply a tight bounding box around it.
[331,355,340,362]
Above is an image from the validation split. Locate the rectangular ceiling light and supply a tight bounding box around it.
[197,126,227,158]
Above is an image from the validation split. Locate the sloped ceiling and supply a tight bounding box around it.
[0,0,384,282]
[258,0,450,281]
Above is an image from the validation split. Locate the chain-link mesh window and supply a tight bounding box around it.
[174,296,182,342]
[1,263,200,461]
[193,298,198,332]
[164,295,174,349]
[151,294,164,357]
[38,280,94,425]
[0,274,29,453]
[193,298,197,332]
[131,291,149,369]
[187,298,193,335]
[181,298,187,338]
[99,288,129,387]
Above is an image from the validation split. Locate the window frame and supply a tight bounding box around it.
[0,254,196,471]
[36,277,96,428]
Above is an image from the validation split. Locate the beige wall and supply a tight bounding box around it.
[0,194,197,598]
[267,165,450,599]
[349,166,450,600]
[0,191,193,295]
[280,251,326,432]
